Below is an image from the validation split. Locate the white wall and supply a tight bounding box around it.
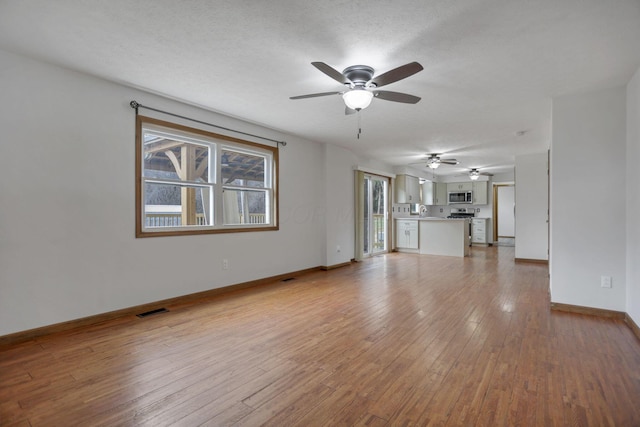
[0,49,333,335]
[323,144,357,267]
[550,86,627,311]
[627,67,640,324]
[492,171,515,183]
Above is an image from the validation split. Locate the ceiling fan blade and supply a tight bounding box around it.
[345,106,357,115]
[311,62,351,85]
[370,62,423,88]
[290,91,342,100]
[440,159,459,165]
[373,90,421,104]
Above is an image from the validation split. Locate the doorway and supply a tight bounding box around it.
[493,184,515,246]
[363,174,389,256]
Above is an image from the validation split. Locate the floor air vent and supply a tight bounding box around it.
[281,277,295,282]
[136,307,169,318]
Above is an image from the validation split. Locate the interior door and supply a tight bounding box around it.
[497,185,515,237]
[493,183,515,243]
[363,174,388,256]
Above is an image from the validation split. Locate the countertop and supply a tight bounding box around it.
[395,217,469,221]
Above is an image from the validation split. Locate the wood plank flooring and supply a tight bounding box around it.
[2,246,640,426]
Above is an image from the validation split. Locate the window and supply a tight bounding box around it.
[136,116,278,237]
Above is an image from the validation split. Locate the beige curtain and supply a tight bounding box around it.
[354,170,365,261]
[223,190,241,224]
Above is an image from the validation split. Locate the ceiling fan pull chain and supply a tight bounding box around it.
[357,111,362,139]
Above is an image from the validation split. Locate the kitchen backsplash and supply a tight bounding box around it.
[392,203,415,217]
[393,203,492,219]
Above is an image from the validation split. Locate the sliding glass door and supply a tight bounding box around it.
[363,174,388,256]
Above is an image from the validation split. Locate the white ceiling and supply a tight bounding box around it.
[1,0,639,176]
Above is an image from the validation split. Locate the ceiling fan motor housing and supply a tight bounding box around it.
[343,65,375,87]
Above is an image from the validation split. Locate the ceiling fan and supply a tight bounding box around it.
[417,153,459,169]
[468,168,493,180]
[290,61,423,114]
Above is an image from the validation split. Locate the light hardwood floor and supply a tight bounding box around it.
[2,246,640,426]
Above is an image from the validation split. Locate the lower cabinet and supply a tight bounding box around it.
[471,218,489,245]
[396,219,419,250]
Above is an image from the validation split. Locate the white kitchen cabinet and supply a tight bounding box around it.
[447,182,473,192]
[434,182,448,205]
[396,219,419,250]
[471,218,489,245]
[472,181,488,205]
[421,181,434,205]
[395,174,420,203]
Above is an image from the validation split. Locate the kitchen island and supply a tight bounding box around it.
[395,217,470,257]
[418,218,470,257]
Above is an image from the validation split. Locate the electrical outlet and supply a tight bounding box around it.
[336,245,341,253]
[601,276,612,288]
[223,259,229,270]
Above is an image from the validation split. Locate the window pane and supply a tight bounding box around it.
[223,189,267,225]
[137,117,278,236]
[144,182,211,227]
[144,134,210,183]
[221,150,265,187]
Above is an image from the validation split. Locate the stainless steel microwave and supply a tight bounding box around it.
[448,191,473,204]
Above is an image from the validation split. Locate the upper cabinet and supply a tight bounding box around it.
[447,182,473,192]
[395,174,420,203]
[434,182,448,205]
[421,181,434,205]
[442,181,489,205]
[421,181,448,205]
[472,181,488,205]
[402,177,487,205]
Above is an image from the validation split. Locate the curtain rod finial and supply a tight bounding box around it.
[130,100,139,109]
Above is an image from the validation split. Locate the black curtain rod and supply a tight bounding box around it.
[129,100,287,146]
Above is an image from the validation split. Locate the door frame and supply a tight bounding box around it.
[355,170,392,260]
[492,183,515,242]
[364,173,390,256]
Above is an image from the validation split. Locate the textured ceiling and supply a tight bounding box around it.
[1,0,639,176]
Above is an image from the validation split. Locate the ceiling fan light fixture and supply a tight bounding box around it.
[469,169,480,180]
[427,161,440,169]
[342,89,373,110]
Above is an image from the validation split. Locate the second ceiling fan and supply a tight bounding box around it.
[421,153,459,169]
[290,61,423,114]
